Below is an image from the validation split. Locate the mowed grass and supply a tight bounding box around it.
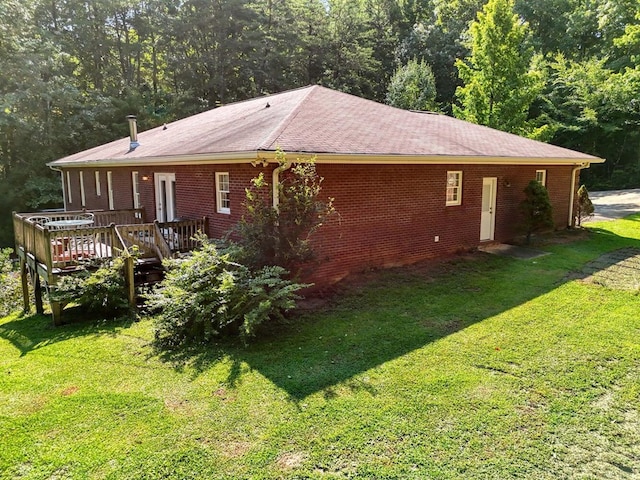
[2,217,640,479]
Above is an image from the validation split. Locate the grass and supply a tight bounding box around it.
[2,216,640,479]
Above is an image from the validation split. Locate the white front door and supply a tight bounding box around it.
[480,177,497,241]
[154,173,177,222]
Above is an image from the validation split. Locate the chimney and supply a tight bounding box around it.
[126,115,139,150]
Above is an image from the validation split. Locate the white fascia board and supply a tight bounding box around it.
[47,151,260,168]
[256,152,604,166]
[48,150,605,169]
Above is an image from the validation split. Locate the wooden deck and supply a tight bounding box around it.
[13,209,207,324]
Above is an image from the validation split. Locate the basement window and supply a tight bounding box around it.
[446,171,462,206]
[216,172,230,214]
[536,169,547,187]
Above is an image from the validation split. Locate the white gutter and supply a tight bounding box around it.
[568,163,590,227]
[272,161,292,210]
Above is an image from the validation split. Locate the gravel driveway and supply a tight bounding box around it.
[585,188,640,223]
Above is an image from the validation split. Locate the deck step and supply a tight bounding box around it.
[134,258,165,288]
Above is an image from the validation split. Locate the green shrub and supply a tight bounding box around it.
[575,184,595,226]
[49,256,132,317]
[149,236,307,347]
[0,248,22,317]
[519,180,554,243]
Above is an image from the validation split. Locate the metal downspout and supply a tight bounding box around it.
[272,161,292,210]
[49,166,67,211]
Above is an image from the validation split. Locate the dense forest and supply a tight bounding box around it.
[1,0,640,247]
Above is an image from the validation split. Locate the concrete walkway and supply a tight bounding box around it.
[586,188,640,223]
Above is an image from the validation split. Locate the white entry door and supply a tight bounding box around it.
[480,177,497,241]
[154,173,177,222]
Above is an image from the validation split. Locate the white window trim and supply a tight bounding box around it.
[132,171,141,209]
[536,169,547,187]
[107,171,114,210]
[446,171,463,206]
[95,171,101,196]
[66,171,72,203]
[79,171,86,207]
[215,172,231,214]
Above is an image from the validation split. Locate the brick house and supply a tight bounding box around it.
[48,85,604,286]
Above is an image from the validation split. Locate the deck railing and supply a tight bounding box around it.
[13,211,208,274]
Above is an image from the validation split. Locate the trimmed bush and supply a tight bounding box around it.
[149,236,307,347]
[49,256,132,317]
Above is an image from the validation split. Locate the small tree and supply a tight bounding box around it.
[519,180,554,244]
[574,184,595,226]
[234,150,334,271]
[386,58,439,112]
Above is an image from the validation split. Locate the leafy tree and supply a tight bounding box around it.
[320,0,381,99]
[575,184,594,226]
[454,0,544,136]
[234,151,334,272]
[519,180,554,243]
[386,58,438,111]
[540,56,640,188]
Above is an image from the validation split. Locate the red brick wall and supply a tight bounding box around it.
[61,162,575,287]
[302,163,575,285]
[62,164,268,234]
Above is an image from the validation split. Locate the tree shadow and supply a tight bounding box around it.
[237,226,640,400]
[0,307,135,357]
[4,223,640,402]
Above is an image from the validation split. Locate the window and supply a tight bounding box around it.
[132,171,141,209]
[215,172,230,214]
[446,171,462,206]
[536,169,547,187]
[107,171,114,210]
[79,171,86,207]
[65,171,72,203]
[95,171,101,196]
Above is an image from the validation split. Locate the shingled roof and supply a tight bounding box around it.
[49,85,603,167]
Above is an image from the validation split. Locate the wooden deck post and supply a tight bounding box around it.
[34,273,44,315]
[20,258,30,313]
[124,255,136,308]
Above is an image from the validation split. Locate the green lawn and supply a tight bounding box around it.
[2,217,640,479]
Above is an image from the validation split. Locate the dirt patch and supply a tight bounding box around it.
[276,451,307,470]
[60,386,79,396]
[572,247,640,291]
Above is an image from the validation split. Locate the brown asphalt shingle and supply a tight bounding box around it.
[50,85,601,165]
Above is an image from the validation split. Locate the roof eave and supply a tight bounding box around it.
[47,151,261,168]
[48,151,605,169]
[256,152,605,166]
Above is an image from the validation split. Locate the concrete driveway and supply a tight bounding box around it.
[585,188,640,223]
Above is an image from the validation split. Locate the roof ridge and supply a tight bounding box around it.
[257,85,319,151]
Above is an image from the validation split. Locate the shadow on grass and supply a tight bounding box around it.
[0,307,135,357]
[4,221,640,402]
[155,224,640,401]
